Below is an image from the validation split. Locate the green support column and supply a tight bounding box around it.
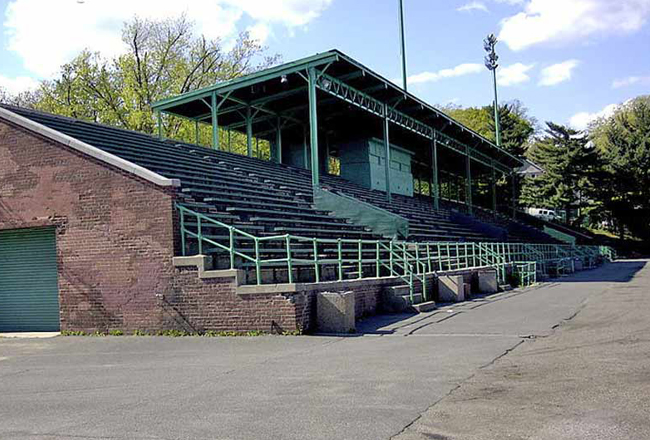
[466,147,473,214]
[211,92,219,150]
[157,111,163,140]
[491,161,497,215]
[383,105,392,203]
[194,120,200,145]
[308,67,320,189]
[275,117,282,164]
[246,107,253,157]
[431,138,439,210]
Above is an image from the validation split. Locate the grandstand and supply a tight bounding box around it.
[0,50,612,334]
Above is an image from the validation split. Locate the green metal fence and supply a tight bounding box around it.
[178,204,614,302]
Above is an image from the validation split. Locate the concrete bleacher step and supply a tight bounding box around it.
[383,285,435,313]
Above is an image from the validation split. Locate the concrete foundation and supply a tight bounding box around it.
[438,275,466,303]
[317,291,355,333]
[478,270,498,294]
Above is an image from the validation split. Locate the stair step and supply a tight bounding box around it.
[412,301,437,313]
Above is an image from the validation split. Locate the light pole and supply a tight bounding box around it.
[484,34,501,147]
[398,0,407,91]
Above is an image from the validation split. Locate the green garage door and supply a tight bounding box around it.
[0,228,60,332]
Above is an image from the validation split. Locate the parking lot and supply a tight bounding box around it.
[1,260,648,440]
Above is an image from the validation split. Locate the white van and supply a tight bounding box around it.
[525,207,561,222]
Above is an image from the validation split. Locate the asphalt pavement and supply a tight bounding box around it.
[0,260,647,440]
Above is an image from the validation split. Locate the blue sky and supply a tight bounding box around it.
[1,0,649,130]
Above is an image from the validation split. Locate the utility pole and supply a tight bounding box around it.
[398,0,408,91]
[483,34,501,147]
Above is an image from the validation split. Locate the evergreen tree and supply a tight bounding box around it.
[590,96,650,240]
[520,122,597,225]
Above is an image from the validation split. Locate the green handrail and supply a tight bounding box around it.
[177,204,614,302]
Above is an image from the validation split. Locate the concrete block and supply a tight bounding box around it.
[317,291,355,333]
[478,270,498,294]
[438,275,465,303]
[574,259,584,271]
[464,283,472,298]
[383,285,423,313]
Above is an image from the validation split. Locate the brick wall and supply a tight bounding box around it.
[0,119,178,332]
[0,117,429,334]
[0,118,314,333]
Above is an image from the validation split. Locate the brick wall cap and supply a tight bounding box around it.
[0,106,180,188]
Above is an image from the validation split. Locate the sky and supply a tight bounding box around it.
[1,0,649,130]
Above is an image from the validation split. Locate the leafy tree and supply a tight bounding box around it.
[520,122,597,225]
[26,15,279,151]
[442,100,537,212]
[589,96,650,240]
[443,100,537,156]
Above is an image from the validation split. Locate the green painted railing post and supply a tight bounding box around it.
[402,242,408,276]
[426,243,432,273]
[357,239,363,279]
[197,214,203,255]
[180,207,186,256]
[415,245,421,274]
[254,238,261,285]
[375,241,380,278]
[229,227,235,269]
[389,241,394,274]
[422,272,428,302]
[313,238,320,283]
[285,235,293,284]
[337,238,343,281]
[409,271,414,303]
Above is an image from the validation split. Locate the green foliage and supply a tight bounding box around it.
[108,329,124,336]
[18,15,279,146]
[61,330,87,336]
[589,96,650,240]
[442,100,537,156]
[520,122,597,225]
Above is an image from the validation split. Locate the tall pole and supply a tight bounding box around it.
[491,68,501,147]
[484,34,501,147]
[398,0,408,92]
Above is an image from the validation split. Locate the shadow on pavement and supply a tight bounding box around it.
[556,260,646,283]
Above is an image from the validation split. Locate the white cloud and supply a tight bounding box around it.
[3,0,333,77]
[612,75,650,88]
[539,60,579,86]
[0,74,39,95]
[407,63,483,85]
[498,0,650,51]
[569,103,618,130]
[247,22,271,42]
[497,63,534,86]
[457,2,489,12]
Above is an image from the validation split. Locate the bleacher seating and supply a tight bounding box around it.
[6,105,559,273]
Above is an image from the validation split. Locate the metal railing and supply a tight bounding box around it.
[178,204,614,303]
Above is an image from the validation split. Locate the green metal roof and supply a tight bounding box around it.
[152,49,524,169]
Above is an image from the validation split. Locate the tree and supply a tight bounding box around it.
[590,96,650,240]
[30,15,280,149]
[520,122,597,225]
[443,101,537,212]
[442,100,537,156]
